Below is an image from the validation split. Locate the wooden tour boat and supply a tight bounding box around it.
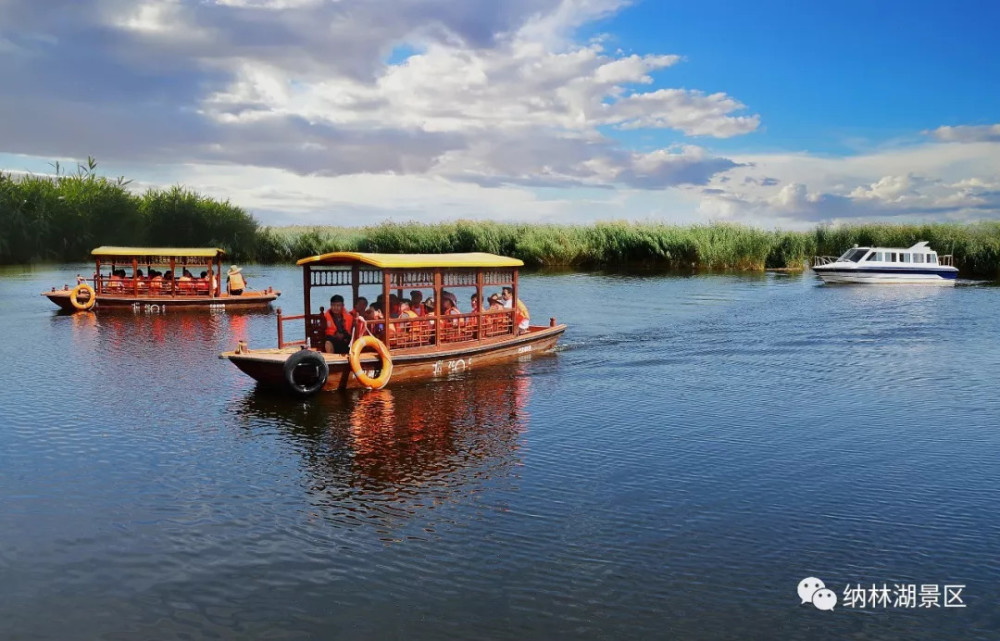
[221,252,567,395]
[43,247,280,312]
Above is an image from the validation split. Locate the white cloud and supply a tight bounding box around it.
[0,0,755,196]
[927,123,1000,144]
[695,141,1000,226]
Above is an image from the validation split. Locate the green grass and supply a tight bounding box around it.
[0,158,259,264]
[253,221,1000,276]
[3,160,1000,276]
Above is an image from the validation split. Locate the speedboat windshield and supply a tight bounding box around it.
[837,248,869,263]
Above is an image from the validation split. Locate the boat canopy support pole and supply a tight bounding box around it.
[476,268,484,343]
[303,265,312,347]
[383,269,392,346]
[432,268,442,347]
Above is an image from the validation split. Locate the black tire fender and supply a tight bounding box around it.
[283,349,329,397]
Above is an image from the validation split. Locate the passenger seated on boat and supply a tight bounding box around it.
[108,269,125,292]
[227,265,246,296]
[353,297,369,318]
[195,271,211,294]
[389,294,400,317]
[178,269,193,293]
[398,299,420,341]
[150,270,163,293]
[464,293,482,339]
[323,294,354,355]
[367,302,386,337]
[410,290,425,316]
[439,294,463,340]
[502,287,530,334]
[487,293,515,336]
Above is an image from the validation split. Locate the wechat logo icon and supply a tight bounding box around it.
[798,577,837,611]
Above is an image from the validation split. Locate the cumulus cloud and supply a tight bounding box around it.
[695,142,1000,226]
[0,0,755,196]
[927,123,1000,144]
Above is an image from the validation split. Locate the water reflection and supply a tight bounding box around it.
[233,368,533,532]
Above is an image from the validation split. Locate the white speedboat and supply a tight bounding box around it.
[812,242,958,285]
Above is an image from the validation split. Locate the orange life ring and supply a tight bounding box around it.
[348,335,393,389]
[70,283,96,311]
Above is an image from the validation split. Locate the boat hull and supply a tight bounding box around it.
[42,290,280,312]
[813,267,957,286]
[222,324,566,391]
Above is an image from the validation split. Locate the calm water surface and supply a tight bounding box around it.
[2,265,999,640]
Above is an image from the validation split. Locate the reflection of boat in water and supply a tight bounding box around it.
[812,242,958,285]
[43,247,279,312]
[232,367,532,522]
[222,252,565,394]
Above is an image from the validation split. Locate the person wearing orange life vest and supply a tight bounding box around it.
[388,298,419,346]
[501,286,530,334]
[227,265,246,296]
[324,294,355,354]
[410,290,425,316]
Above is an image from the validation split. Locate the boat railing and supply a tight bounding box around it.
[811,255,839,267]
[95,276,217,297]
[385,309,515,350]
[280,307,518,351]
[276,309,321,348]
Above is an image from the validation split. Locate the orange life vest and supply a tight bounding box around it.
[229,272,246,291]
[324,308,354,337]
[515,299,530,325]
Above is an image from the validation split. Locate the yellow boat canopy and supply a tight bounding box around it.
[91,247,226,258]
[296,252,524,269]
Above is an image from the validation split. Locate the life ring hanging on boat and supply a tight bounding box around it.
[70,283,96,311]
[349,335,393,389]
[283,348,330,397]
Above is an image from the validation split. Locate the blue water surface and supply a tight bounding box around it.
[1,265,998,640]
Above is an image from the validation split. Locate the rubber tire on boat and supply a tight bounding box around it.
[349,335,393,390]
[283,349,329,398]
[70,283,96,311]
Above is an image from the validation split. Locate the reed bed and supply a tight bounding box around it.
[0,159,259,264]
[3,161,1000,275]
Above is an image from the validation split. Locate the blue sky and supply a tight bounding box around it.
[590,0,1000,153]
[0,0,998,227]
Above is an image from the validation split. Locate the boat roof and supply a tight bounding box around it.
[296,252,524,269]
[91,246,226,258]
[850,242,937,252]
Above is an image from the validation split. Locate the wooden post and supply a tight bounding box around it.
[432,268,442,347]
[318,305,325,352]
[95,258,101,294]
[351,264,359,305]
[382,270,391,346]
[476,268,484,343]
[303,266,312,345]
[170,257,176,297]
[276,308,284,348]
[511,268,519,336]
[132,258,138,296]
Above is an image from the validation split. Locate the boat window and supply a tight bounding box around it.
[927,253,937,264]
[900,253,911,263]
[866,252,882,261]
[889,252,897,262]
[913,253,924,263]
[839,248,869,262]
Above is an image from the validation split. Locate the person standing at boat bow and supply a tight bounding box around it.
[227,265,246,296]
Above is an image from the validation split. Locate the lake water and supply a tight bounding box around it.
[2,265,999,640]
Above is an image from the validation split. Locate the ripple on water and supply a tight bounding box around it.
[2,267,1000,640]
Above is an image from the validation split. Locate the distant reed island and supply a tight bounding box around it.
[3,161,1000,276]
